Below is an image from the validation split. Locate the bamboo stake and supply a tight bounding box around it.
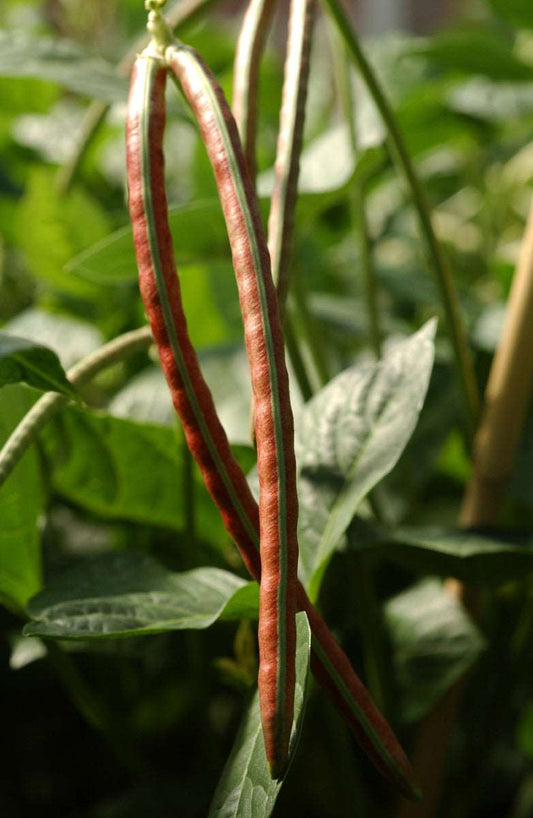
[461,199,533,527]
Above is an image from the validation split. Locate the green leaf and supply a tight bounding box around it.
[0,385,43,612]
[24,552,249,639]
[66,200,230,285]
[15,168,110,297]
[39,404,225,538]
[296,320,436,597]
[411,28,532,81]
[358,524,533,585]
[0,31,127,101]
[385,579,485,723]
[4,308,103,369]
[0,333,76,396]
[208,612,311,818]
[488,0,533,29]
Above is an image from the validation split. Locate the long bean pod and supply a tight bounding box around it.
[166,42,299,778]
[126,25,418,798]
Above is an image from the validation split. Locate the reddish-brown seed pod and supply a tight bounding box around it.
[126,53,261,581]
[166,42,299,778]
[126,37,418,800]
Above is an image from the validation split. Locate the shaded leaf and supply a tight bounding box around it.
[385,579,485,723]
[25,552,249,639]
[0,31,127,102]
[209,612,311,818]
[362,525,533,585]
[296,321,436,596]
[0,333,76,396]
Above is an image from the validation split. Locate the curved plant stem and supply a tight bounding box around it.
[322,0,479,436]
[0,326,152,489]
[55,0,216,195]
[232,0,278,186]
[268,0,316,316]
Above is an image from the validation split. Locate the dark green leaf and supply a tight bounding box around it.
[0,385,43,612]
[25,552,249,639]
[0,31,127,101]
[488,0,533,29]
[385,579,485,723]
[208,612,311,818]
[362,525,533,585]
[296,320,436,596]
[0,333,76,396]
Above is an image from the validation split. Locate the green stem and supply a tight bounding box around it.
[290,269,330,387]
[0,326,152,489]
[182,435,196,549]
[322,0,480,437]
[351,554,392,718]
[284,312,314,402]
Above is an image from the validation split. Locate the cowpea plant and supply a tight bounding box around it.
[2,0,533,816]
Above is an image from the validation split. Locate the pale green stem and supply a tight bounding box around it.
[322,0,480,438]
[0,326,152,489]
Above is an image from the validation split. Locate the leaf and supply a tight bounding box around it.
[24,552,250,639]
[208,612,311,818]
[4,308,103,369]
[296,320,436,596]
[385,579,485,723]
[488,0,533,29]
[39,404,225,539]
[258,124,386,197]
[411,28,532,81]
[66,200,230,285]
[15,168,110,297]
[0,385,43,612]
[0,333,76,396]
[0,31,127,102]
[359,525,533,585]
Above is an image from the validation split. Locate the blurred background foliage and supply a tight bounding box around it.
[1,0,533,816]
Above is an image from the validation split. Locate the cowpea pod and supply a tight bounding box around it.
[166,42,299,779]
[126,54,262,582]
[126,25,418,799]
[232,0,278,185]
[268,0,316,312]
